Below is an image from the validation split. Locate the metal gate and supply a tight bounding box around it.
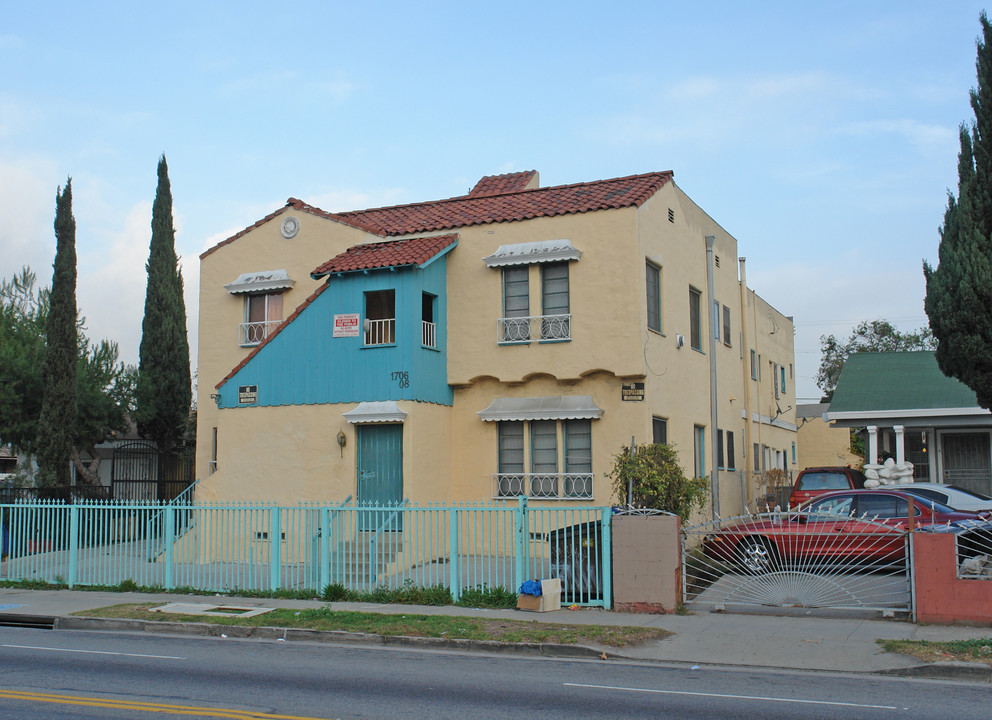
[111,441,194,502]
[682,510,913,615]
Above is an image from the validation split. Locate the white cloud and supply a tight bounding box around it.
[0,156,61,282]
[76,202,151,366]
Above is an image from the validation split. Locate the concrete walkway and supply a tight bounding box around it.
[0,587,989,682]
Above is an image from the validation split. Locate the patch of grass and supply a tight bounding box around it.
[75,603,672,648]
[878,638,992,666]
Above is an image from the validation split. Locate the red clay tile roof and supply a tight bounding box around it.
[333,171,673,236]
[468,171,538,197]
[201,171,673,259]
[199,199,379,261]
[311,234,458,278]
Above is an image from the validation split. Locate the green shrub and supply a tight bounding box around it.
[322,583,356,602]
[609,442,709,521]
[456,585,516,609]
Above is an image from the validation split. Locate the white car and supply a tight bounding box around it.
[886,482,992,513]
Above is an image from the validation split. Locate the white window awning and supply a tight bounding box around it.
[482,239,581,268]
[343,401,408,424]
[477,396,603,422]
[224,269,295,294]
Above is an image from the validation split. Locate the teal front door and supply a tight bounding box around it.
[357,424,404,531]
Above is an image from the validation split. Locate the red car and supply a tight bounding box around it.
[704,489,992,574]
[788,466,867,508]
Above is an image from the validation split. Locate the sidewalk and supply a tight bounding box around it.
[0,587,989,681]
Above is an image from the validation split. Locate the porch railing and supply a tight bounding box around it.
[497,314,571,344]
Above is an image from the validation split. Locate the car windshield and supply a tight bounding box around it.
[797,472,851,491]
[947,485,992,501]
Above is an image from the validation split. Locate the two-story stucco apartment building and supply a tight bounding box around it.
[194,170,796,516]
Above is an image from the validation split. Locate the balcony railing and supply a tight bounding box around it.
[497,314,571,344]
[422,320,436,348]
[365,318,395,346]
[492,473,593,500]
[239,320,281,346]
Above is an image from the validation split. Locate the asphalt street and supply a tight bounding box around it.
[0,626,989,719]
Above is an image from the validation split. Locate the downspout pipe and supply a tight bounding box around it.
[706,235,720,519]
[738,257,752,511]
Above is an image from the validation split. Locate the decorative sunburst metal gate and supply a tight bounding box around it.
[682,511,913,615]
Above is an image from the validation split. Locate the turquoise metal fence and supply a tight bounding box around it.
[0,498,612,607]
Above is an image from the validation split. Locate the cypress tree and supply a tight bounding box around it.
[136,156,191,452]
[35,180,78,487]
[925,13,992,409]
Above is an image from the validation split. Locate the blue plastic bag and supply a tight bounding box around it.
[519,579,543,596]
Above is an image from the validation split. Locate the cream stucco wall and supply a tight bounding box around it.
[797,413,860,469]
[197,400,452,506]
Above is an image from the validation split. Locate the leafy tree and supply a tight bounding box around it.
[0,267,134,484]
[816,319,935,402]
[0,268,48,454]
[609,443,709,521]
[136,156,191,452]
[34,181,78,487]
[924,13,992,409]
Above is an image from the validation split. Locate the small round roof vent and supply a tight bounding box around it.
[280,216,300,239]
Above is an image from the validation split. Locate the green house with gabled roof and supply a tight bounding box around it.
[826,351,992,495]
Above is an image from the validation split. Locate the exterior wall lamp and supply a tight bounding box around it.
[336,430,347,457]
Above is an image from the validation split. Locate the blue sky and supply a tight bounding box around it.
[1,1,987,401]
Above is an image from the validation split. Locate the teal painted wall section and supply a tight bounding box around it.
[218,256,451,408]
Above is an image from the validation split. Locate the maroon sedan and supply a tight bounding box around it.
[703,489,992,574]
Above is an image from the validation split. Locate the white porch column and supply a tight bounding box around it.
[867,425,879,465]
[894,425,905,465]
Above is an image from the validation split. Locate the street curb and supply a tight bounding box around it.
[55,616,609,659]
[875,662,992,683]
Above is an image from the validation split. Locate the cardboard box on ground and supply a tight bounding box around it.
[516,579,562,612]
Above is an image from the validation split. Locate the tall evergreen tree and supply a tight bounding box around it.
[136,156,191,452]
[34,180,78,487]
[925,13,992,410]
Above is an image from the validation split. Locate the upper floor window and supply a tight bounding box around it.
[241,292,283,346]
[365,289,395,345]
[646,261,661,333]
[541,262,570,340]
[497,263,573,344]
[422,292,437,349]
[485,240,580,345]
[224,269,294,347]
[722,305,731,346]
[689,287,702,351]
[501,267,530,342]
